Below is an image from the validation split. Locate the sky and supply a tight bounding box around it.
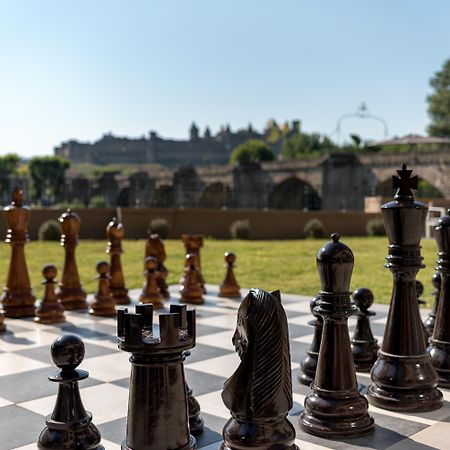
[0,0,449,157]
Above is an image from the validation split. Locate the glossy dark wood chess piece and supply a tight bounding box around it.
[37,334,104,450]
[184,351,204,435]
[299,295,322,386]
[106,217,130,305]
[118,304,196,450]
[299,234,374,438]
[89,261,116,316]
[139,256,164,308]
[367,164,443,412]
[57,209,88,310]
[428,210,450,388]
[181,234,206,293]
[145,233,170,298]
[351,288,379,372]
[221,289,297,450]
[35,265,65,324]
[1,187,36,318]
[180,254,204,304]
[0,312,5,332]
[219,252,241,298]
[416,280,431,346]
[424,272,441,336]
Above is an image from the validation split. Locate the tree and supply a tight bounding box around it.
[427,58,450,137]
[28,156,70,201]
[230,140,275,164]
[281,132,337,159]
[0,154,20,197]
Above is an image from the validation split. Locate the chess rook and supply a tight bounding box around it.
[367,164,443,412]
[299,234,374,438]
[221,289,297,450]
[299,295,322,386]
[1,187,36,318]
[180,253,204,304]
[37,335,104,450]
[89,261,116,316]
[35,265,65,324]
[219,252,241,298]
[118,304,196,450]
[106,217,130,305]
[428,210,450,388]
[57,209,88,310]
[181,234,206,293]
[424,272,441,336]
[139,256,164,308]
[145,233,170,298]
[351,288,379,372]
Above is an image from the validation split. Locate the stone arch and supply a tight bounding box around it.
[376,176,444,198]
[268,177,321,210]
[199,182,232,208]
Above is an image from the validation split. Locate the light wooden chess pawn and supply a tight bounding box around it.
[1,187,36,318]
[145,233,170,298]
[180,254,204,304]
[106,217,130,305]
[57,209,88,310]
[181,234,206,293]
[219,252,241,298]
[89,261,116,316]
[35,265,65,324]
[139,256,164,308]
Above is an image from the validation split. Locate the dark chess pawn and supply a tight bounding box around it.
[180,254,204,304]
[424,272,441,336]
[37,335,104,450]
[416,280,432,345]
[351,288,379,372]
[428,210,450,388]
[219,252,241,298]
[299,295,322,386]
[300,234,374,438]
[89,261,116,316]
[35,265,65,324]
[145,233,170,299]
[139,256,164,308]
[184,351,204,435]
[221,289,297,450]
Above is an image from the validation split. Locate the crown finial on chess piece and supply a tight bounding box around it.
[392,164,418,201]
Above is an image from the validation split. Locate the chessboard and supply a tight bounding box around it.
[0,285,448,450]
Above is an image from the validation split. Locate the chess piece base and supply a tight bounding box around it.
[0,321,6,332]
[189,415,204,436]
[138,294,164,309]
[188,388,204,435]
[57,287,88,310]
[35,313,65,325]
[299,352,318,386]
[121,435,196,450]
[218,285,241,299]
[352,342,379,372]
[111,287,131,305]
[427,344,450,389]
[1,291,36,318]
[220,417,298,450]
[299,391,374,438]
[89,303,116,317]
[180,295,204,305]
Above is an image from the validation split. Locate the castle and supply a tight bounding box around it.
[54,121,301,166]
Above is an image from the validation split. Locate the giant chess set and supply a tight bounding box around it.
[0,165,449,450]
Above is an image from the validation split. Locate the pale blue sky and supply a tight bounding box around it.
[0,0,449,157]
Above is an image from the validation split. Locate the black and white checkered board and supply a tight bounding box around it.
[0,285,448,450]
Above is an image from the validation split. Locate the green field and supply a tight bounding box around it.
[0,237,439,305]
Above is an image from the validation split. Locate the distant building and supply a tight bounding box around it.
[54,121,301,166]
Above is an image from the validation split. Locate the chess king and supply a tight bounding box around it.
[221,288,298,450]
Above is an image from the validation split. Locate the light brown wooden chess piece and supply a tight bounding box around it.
[219,252,241,298]
[180,253,204,304]
[35,265,65,324]
[1,187,36,318]
[89,261,116,316]
[145,233,169,298]
[181,234,206,293]
[106,217,130,305]
[57,209,87,310]
[0,310,6,332]
[139,256,164,308]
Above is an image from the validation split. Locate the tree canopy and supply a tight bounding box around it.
[230,140,275,164]
[28,156,70,200]
[427,58,450,137]
[0,153,20,197]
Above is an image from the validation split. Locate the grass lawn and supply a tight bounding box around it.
[0,236,439,306]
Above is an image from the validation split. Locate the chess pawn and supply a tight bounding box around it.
[57,209,88,310]
[37,335,104,450]
[180,254,204,304]
[89,261,116,316]
[145,233,170,298]
[181,234,206,293]
[219,252,241,298]
[416,280,432,346]
[428,210,450,388]
[221,289,297,450]
[299,295,322,386]
[139,256,164,308]
[1,187,36,318]
[0,311,5,332]
[184,350,204,435]
[424,272,441,336]
[35,265,65,324]
[351,288,379,372]
[300,234,374,438]
[106,217,130,305]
